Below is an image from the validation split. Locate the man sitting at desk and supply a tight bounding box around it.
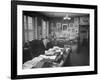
[23,37,54,63]
[29,37,53,58]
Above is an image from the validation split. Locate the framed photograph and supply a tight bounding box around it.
[11,1,97,79]
[69,23,74,27]
[62,24,68,30]
[56,23,62,31]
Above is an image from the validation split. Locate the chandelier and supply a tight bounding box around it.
[63,14,71,20]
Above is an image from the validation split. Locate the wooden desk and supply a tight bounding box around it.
[32,48,71,68]
[23,47,71,69]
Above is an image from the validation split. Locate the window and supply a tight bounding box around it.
[23,15,35,43]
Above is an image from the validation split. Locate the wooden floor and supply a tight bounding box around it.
[63,41,89,67]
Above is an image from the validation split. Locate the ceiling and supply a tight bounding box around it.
[41,12,89,18]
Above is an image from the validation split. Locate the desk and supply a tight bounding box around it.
[23,47,71,69]
[32,48,71,68]
[42,48,71,67]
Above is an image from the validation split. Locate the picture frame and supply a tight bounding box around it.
[69,23,74,27]
[56,23,62,31]
[11,0,97,79]
[62,24,68,30]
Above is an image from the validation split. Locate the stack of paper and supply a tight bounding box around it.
[40,55,57,60]
[23,56,44,69]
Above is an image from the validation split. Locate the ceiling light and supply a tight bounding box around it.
[63,14,71,20]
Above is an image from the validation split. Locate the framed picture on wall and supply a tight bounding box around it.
[56,23,62,31]
[62,24,68,30]
[69,23,74,27]
[11,0,97,79]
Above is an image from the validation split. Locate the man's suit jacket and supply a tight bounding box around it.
[29,40,53,58]
[23,39,54,63]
